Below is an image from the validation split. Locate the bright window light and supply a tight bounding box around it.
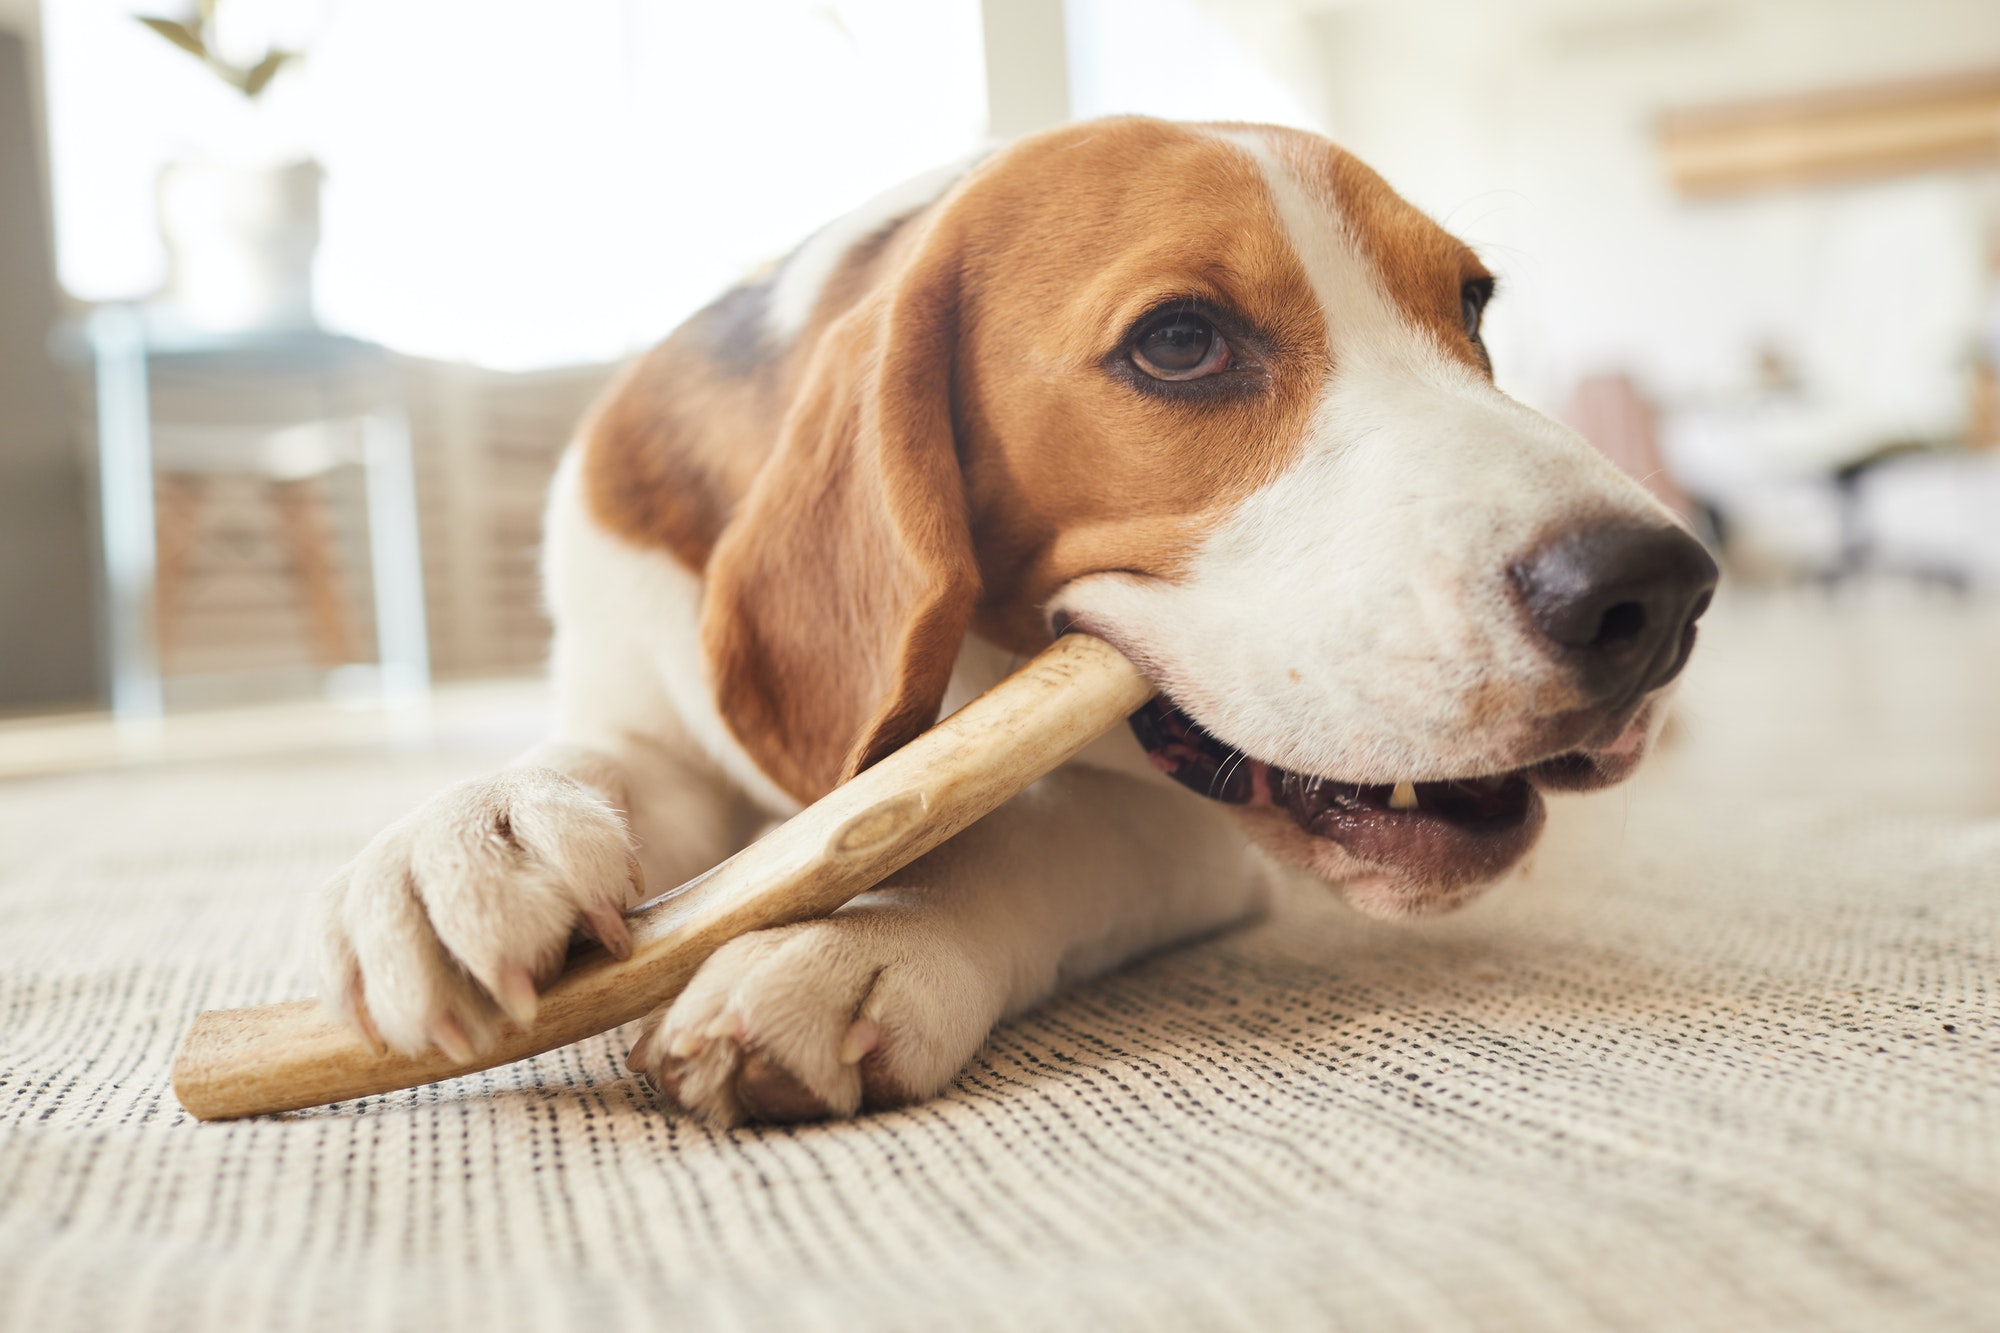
[43,0,988,369]
[1066,0,1325,130]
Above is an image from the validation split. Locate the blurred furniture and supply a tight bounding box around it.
[82,307,429,725]
[1824,441,1971,591]
[1565,372,1696,520]
[1661,66,2000,197]
[1827,444,2000,592]
[395,358,615,678]
[1662,395,1999,589]
[149,422,366,673]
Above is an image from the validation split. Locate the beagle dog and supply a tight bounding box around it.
[316,118,1717,1127]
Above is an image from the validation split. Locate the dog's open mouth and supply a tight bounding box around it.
[1129,696,1551,878]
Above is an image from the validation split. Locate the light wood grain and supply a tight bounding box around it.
[170,633,1155,1120]
[1660,67,2000,197]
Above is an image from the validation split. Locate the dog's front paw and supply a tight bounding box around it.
[316,766,643,1060]
[626,910,1004,1127]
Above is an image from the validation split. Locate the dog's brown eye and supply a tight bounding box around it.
[1132,311,1230,380]
[1461,277,1493,343]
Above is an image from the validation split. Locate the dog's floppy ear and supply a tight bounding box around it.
[699,223,980,803]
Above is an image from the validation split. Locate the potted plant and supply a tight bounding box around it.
[137,0,318,333]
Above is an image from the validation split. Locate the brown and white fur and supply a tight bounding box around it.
[315,119,1714,1127]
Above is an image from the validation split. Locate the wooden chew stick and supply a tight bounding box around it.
[171,634,1154,1121]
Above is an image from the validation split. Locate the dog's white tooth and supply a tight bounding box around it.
[1389,780,1419,810]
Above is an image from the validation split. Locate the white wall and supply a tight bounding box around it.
[1304,0,2000,436]
[1067,0,1329,128]
[1286,0,2000,581]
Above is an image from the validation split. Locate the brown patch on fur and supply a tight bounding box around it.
[947,119,1329,650]
[579,319,780,571]
[579,214,925,569]
[698,211,981,799]
[579,117,1486,802]
[1261,129,1495,376]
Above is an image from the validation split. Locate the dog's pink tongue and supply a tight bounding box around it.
[1245,758,1278,805]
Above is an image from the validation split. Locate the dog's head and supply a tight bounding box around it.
[702,117,1716,917]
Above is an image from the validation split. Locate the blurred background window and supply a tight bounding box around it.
[6,0,2000,738]
[42,0,989,369]
[1066,0,1325,129]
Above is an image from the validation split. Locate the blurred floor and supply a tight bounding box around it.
[0,675,549,782]
[1636,588,2000,820]
[2,589,1995,1332]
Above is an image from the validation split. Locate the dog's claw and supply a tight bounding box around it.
[839,1018,880,1066]
[495,964,539,1028]
[431,1014,476,1064]
[581,900,632,959]
[343,970,387,1053]
[626,1024,658,1072]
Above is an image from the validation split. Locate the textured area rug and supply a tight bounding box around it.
[2,598,1997,1331]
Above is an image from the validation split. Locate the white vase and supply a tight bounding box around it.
[156,159,322,334]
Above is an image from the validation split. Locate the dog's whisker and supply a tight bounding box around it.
[1211,747,1248,801]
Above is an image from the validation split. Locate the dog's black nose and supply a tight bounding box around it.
[1513,523,1719,702]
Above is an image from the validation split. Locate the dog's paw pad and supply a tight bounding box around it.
[626,913,1003,1127]
[735,1049,838,1123]
[316,765,642,1060]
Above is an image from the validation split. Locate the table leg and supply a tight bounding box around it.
[88,305,164,736]
[362,410,431,735]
